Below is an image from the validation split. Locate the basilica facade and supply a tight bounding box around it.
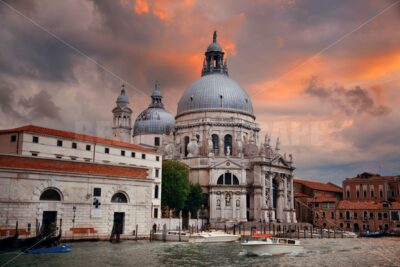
[114,32,296,225]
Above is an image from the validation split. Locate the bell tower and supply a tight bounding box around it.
[112,84,133,143]
[201,31,228,76]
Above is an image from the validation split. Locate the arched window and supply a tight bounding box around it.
[111,192,128,203]
[224,135,232,155]
[184,136,190,157]
[212,134,219,154]
[216,173,240,185]
[346,211,350,220]
[154,185,159,199]
[40,188,62,201]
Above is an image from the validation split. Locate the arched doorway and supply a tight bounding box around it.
[40,188,62,237]
[110,192,129,241]
[354,223,360,232]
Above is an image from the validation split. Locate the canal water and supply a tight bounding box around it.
[1,238,399,267]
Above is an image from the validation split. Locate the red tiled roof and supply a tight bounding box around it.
[294,178,342,193]
[0,125,156,154]
[0,154,148,179]
[295,192,309,198]
[336,200,400,210]
[311,196,338,203]
[345,172,398,181]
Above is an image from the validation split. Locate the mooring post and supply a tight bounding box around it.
[162,224,167,242]
[310,226,313,239]
[135,224,138,241]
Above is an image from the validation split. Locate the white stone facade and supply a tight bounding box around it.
[0,162,154,237]
[132,32,297,225]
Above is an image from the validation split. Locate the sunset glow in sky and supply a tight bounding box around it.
[0,0,399,183]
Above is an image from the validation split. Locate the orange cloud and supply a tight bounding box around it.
[348,50,400,81]
[134,0,149,14]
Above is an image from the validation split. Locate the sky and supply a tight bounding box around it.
[0,0,399,184]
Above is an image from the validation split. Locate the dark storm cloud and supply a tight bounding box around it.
[304,76,391,116]
[19,90,61,120]
[0,82,24,120]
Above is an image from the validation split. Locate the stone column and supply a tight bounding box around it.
[269,173,273,209]
[284,176,288,209]
[262,173,266,209]
[240,193,246,221]
[221,193,225,220]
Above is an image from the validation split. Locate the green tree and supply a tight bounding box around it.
[184,183,204,216]
[161,160,190,211]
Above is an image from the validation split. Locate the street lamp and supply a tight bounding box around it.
[72,206,76,228]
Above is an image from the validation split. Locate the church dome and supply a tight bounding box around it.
[133,83,175,136]
[177,74,254,117]
[177,31,254,117]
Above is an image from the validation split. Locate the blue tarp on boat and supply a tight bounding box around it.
[26,244,72,254]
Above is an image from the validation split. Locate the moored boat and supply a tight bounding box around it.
[26,244,72,254]
[359,231,386,238]
[0,222,19,250]
[241,232,304,256]
[188,231,240,243]
[152,231,190,242]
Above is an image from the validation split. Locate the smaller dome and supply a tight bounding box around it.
[207,42,222,52]
[133,108,175,136]
[116,85,129,104]
[133,83,175,136]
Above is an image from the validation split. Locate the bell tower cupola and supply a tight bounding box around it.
[112,84,133,143]
[201,31,228,76]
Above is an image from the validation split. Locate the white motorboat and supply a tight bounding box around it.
[152,230,190,242]
[189,231,241,243]
[241,233,304,256]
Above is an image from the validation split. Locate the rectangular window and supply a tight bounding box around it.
[391,211,399,221]
[155,169,159,178]
[70,156,77,160]
[32,136,39,143]
[31,152,38,157]
[86,145,91,151]
[105,148,109,154]
[93,188,101,197]
[331,212,334,219]
[339,212,343,219]
[156,156,160,161]
[131,152,136,157]
[55,155,62,159]
[72,142,77,149]
[370,212,374,219]
[383,212,388,219]
[121,150,125,156]
[84,158,91,162]
[142,153,146,159]
[10,135,17,142]
[57,140,63,147]
[154,137,160,147]
[154,208,158,219]
[354,212,358,219]
[378,212,382,220]
[322,212,326,218]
